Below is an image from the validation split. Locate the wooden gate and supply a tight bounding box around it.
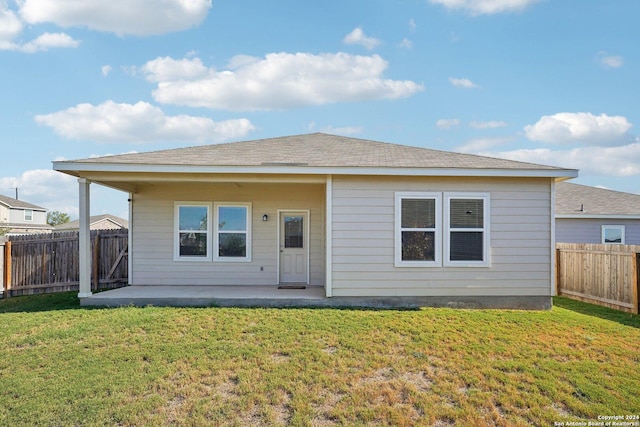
[3,229,128,297]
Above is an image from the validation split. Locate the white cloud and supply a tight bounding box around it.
[479,140,640,177]
[140,56,209,82]
[430,0,541,15]
[18,0,212,36]
[449,77,479,89]
[101,65,112,77]
[142,53,424,111]
[0,5,22,47]
[456,136,514,152]
[343,27,381,50]
[0,169,77,216]
[0,3,80,52]
[597,51,623,69]
[436,118,460,130]
[524,112,632,145]
[20,32,79,52]
[398,38,413,49]
[34,101,255,144]
[308,122,363,135]
[469,120,507,129]
[409,19,417,32]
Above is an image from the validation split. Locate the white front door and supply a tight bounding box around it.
[279,212,308,283]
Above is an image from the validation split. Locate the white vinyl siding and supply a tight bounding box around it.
[331,176,553,297]
[132,181,325,286]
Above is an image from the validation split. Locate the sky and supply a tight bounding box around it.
[1,0,638,220]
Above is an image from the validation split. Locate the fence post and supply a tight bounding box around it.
[633,253,639,315]
[92,232,100,292]
[555,248,561,296]
[4,241,11,298]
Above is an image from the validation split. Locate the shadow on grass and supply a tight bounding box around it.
[0,291,82,313]
[554,296,640,329]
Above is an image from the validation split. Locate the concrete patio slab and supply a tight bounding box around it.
[79,285,552,309]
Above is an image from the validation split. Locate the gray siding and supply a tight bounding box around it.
[131,182,325,286]
[556,218,640,244]
[330,176,553,297]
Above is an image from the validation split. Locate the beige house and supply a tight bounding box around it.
[53,133,577,308]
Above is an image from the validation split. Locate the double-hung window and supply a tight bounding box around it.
[214,203,252,262]
[24,209,33,221]
[444,193,490,266]
[395,192,441,267]
[395,192,490,267]
[174,203,211,261]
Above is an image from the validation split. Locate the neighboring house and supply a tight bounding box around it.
[53,133,577,308]
[54,214,128,232]
[556,182,640,244]
[0,194,52,235]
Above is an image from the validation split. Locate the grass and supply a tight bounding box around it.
[0,293,638,426]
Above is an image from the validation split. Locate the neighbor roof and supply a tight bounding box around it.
[54,214,129,231]
[55,133,574,172]
[0,194,47,211]
[556,182,640,218]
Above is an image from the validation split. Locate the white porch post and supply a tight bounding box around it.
[325,175,333,297]
[78,178,92,298]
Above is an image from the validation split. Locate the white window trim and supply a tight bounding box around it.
[444,193,490,267]
[24,209,33,221]
[602,225,625,244]
[395,192,442,267]
[214,202,252,262]
[174,202,212,262]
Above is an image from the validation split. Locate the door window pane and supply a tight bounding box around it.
[284,216,303,248]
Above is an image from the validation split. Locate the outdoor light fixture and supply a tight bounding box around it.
[262,214,268,222]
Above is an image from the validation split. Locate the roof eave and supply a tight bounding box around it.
[53,161,578,179]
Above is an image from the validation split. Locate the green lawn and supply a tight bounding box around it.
[0,293,638,426]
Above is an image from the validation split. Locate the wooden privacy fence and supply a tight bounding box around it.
[2,229,128,297]
[556,243,640,314]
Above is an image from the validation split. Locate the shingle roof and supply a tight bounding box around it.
[61,133,568,171]
[556,182,640,216]
[0,194,47,210]
[54,214,128,230]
